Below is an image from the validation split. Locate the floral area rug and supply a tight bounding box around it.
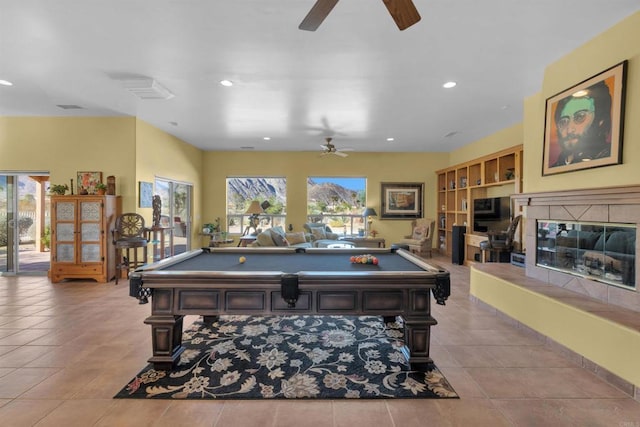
[115,315,458,399]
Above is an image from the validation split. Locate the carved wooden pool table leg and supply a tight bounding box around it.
[144,314,185,371]
[403,315,437,369]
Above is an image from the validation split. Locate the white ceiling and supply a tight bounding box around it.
[1,1,638,153]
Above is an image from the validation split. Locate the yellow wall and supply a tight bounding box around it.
[523,11,640,193]
[135,119,204,244]
[0,117,136,198]
[201,151,449,242]
[448,123,523,166]
[0,117,204,234]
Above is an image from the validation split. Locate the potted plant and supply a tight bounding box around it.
[49,184,69,195]
[95,182,108,195]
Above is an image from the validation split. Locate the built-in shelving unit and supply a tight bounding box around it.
[436,145,523,263]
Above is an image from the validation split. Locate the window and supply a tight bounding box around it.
[307,177,366,236]
[226,177,287,235]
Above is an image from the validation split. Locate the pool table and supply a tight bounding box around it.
[129,247,450,370]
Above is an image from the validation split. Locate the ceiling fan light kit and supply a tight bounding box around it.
[320,137,353,157]
[300,0,420,32]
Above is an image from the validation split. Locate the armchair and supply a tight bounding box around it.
[479,215,522,263]
[399,218,435,258]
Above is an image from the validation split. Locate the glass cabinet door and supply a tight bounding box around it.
[55,201,76,262]
[79,201,102,263]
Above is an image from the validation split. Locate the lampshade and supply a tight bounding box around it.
[245,200,263,215]
[362,208,378,217]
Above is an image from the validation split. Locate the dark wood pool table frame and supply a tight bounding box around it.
[129,247,450,370]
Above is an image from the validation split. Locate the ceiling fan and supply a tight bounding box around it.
[299,0,421,31]
[320,137,354,158]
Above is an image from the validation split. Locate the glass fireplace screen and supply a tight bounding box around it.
[537,220,636,290]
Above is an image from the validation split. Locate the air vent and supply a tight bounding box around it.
[240,146,255,150]
[56,104,84,110]
[121,78,174,100]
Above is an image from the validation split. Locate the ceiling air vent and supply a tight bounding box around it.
[121,78,174,100]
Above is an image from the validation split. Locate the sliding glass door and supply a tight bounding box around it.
[0,173,50,275]
[155,178,192,256]
[0,175,15,273]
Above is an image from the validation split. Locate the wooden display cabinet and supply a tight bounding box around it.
[435,145,523,262]
[50,195,122,283]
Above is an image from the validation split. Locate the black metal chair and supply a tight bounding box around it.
[113,213,148,284]
[479,215,522,263]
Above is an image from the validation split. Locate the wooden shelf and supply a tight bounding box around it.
[435,145,523,259]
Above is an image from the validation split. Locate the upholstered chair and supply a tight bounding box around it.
[399,219,435,258]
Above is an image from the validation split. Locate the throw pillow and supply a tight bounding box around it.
[271,230,290,247]
[286,232,307,245]
[256,231,275,246]
[311,228,326,240]
[412,226,426,240]
[271,226,286,238]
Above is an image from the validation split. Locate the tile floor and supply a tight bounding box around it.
[0,255,639,426]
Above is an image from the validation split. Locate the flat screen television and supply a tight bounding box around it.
[473,196,511,233]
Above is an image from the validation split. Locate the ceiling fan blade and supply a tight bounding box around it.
[339,148,355,152]
[382,0,421,31]
[299,0,339,31]
[334,151,348,157]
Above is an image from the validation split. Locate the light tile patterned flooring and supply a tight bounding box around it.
[0,255,639,426]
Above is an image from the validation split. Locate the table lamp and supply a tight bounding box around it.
[362,207,377,237]
[244,200,263,235]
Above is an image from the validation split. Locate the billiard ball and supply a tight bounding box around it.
[239,256,246,264]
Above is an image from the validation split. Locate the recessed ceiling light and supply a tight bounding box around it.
[572,90,588,97]
[220,80,233,87]
[443,81,457,89]
[0,79,13,86]
[386,137,395,142]
[263,137,271,141]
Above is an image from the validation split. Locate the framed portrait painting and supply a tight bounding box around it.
[380,182,423,219]
[77,171,102,194]
[542,60,627,176]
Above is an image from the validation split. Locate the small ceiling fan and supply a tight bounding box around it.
[299,0,421,32]
[320,137,354,158]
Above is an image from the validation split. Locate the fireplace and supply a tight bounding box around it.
[536,220,636,289]
[513,186,640,313]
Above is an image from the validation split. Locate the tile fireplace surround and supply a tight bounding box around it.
[513,185,640,314]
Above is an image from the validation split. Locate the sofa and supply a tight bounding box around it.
[249,223,347,248]
[302,223,345,247]
[249,226,312,248]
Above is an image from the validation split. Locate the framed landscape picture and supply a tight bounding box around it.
[139,181,153,208]
[380,182,423,219]
[542,60,627,176]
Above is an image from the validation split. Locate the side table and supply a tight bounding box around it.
[237,235,258,247]
[339,236,386,248]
